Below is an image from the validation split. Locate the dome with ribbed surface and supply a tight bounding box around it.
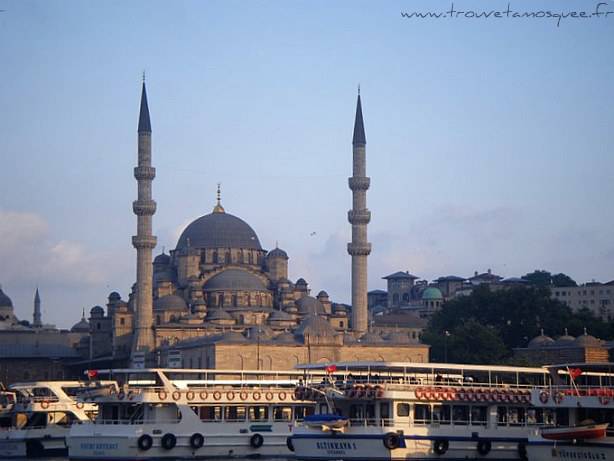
[154,294,188,311]
[204,269,266,291]
[176,211,262,251]
[528,333,555,349]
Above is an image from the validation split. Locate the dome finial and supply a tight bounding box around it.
[564,327,568,335]
[213,183,225,213]
[540,328,544,336]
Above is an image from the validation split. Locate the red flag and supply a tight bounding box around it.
[569,368,583,380]
[325,364,337,374]
[87,369,98,379]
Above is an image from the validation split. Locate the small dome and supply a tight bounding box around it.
[108,291,121,302]
[206,308,234,322]
[574,331,602,348]
[176,212,262,251]
[154,269,176,283]
[204,270,266,292]
[277,277,292,286]
[333,303,348,313]
[90,305,104,317]
[296,296,326,316]
[385,332,412,344]
[269,310,292,321]
[153,252,171,265]
[154,294,188,311]
[316,290,329,299]
[246,325,274,340]
[71,318,90,333]
[360,332,385,344]
[421,287,443,300]
[217,331,248,343]
[528,332,555,349]
[268,248,288,259]
[0,287,13,308]
[295,278,308,287]
[274,332,298,344]
[554,329,575,346]
[294,315,336,338]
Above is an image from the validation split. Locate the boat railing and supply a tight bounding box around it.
[545,385,614,397]
[347,418,395,427]
[90,418,181,425]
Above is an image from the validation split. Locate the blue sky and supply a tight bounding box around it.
[0,0,612,327]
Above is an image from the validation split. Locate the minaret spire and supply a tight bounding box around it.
[132,78,157,361]
[33,287,42,328]
[347,90,371,333]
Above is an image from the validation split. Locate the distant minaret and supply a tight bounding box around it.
[347,88,371,333]
[33,288,42,328]
[131,79,157,356]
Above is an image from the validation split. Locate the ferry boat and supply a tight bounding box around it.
[68,368,321,460]
[0,380,108,458]
[289,361,553,461]
[527,363,614,461]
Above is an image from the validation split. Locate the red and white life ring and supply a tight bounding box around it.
[278,391,287,401]
[600,395,610,405]
[40,400,50,409]
[539,390,549,404]
[226,391,235,401]
[75,402,84,409]
[186,391,195,401]
[240,391,249,401]
[158,391,168,401]
[213,391,222,401]
[172,391,181,401]
[265,392,274,401]
[253,392,262,401]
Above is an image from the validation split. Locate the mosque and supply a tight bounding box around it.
[82,83,429,370]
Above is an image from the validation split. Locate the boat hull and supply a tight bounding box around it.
[528,439,614,461]
[0,429,68,458]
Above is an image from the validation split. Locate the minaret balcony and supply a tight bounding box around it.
[348,177,370,191]
[133,200,157,216]
[347,242,372,256]
[134,166,156,180]
[347,209,371,224]
[132,235,157,249]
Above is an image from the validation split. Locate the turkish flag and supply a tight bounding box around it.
[569,368,583,380]
[87,369,98,379]
[325,364,337,374]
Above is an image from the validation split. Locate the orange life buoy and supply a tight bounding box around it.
[199,391,208,400]
[265,392,274,401]
[278,391,287,401]
[253,391,261,401]
[41,400,49,409]
[415,387,423,399]
[158,390,168,401]
[227,391,235,401]
[240,391,249,401]
[186,391,195,401]
[213,391,222,401]
[172,391,181,401]
[75,401,84,409]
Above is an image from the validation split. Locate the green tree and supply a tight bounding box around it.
[552,273,577,287]
[522,270,552,287]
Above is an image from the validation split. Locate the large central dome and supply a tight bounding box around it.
[176,210,262,251]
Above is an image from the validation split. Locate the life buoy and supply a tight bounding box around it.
[199,391,208,400]
[477,440,491,456]
[250,433,264,449]
[458,392,467,401]
[415,387,424,399]
[376,388,385,399]
[40,400,49,409]
[553,391,564,405]
[137,434,153,451]
[383,432,401,450]
[172,391,181,401]
[265,392,274,401]
[190,432,204,449]
[240,391,249,400]
[278,391,287,401]
[600,395,610,405]
[186,391,195,401]
[253,391,261,401]
[158,390,168,401]
[213,391,222,400]
[75,402,84,409]
[161,433,177,450]
[286,436,295,452]
[433,439,448,455]
[227,391,235,401]
[469,392,477,402]
[539,390,549,404]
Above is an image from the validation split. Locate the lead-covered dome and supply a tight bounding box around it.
[176,211,262,251]
[204,269,266,291]
[0,287,13,309]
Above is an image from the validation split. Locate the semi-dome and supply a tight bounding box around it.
[246,325,274,340]
[217,331,248,343]
[0,287,13,308]
[421,287,443,300]
[554,328,575,346]
[385,332,412,344]
[269,310,293,321]
[274,332,298,344]
[176,211,262,251]
[204,269,266,291]
[296,296,326,316]
[154,294,188,311]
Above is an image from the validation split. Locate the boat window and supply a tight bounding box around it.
[437,405,451,425]
[508,407,526,426]
[273,406,292,421]
[470,406,487,426]
[248,406,269,421]
[380,402,390,419]
[396,403,410,417]
[350,404,364,420]
[49,411,77,427]
[497,406,508,425]
[25,412,47,428]
[414,404,431,425]
[294,405,314,420]
[199,406,222,422]
[452,405,468,425]
[224,406,246,422]
[555,408,569,426]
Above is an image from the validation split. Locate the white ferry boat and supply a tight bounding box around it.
[68,368,321,460]
[527,363,614,461]
[0,380,108,458]
[289,361,553,461]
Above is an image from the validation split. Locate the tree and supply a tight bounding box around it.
[522,270,552,287]
[552,273,577,287]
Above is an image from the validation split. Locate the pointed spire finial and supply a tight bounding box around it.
[142,70,146,83]
[82,308,85,320]
[213,183,225,213]
[138,78,151,133]
[35,287,40,302]
[352,88,366,145]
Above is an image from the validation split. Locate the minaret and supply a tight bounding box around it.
[347,88,371,333]
[131,79,157,356]
[33,288,42,328]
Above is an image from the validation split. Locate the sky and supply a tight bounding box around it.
[0,0,612,328]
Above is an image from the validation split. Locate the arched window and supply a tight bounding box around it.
[120,317,125,326]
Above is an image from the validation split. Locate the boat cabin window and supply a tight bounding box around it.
[294,405,314,420]
[414,404,431,424]
[396,403,410,417]
[248,406,269,421]
[452,405,468,425]
[224,406,246,422]
[48,411,77,427]
[470,406,487,426]
[273,406,292,421]
[199,406,223,422]
[350,404,365,420]
[433,405,451,425]
[380,402,390,419]
[25,412,47,428]
[497,406,527,426]
[555,408,569,426]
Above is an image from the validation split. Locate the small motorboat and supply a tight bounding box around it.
[541,422,609,441]
[303,414,349,431]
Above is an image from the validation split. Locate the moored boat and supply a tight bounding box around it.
[541,422,609,441]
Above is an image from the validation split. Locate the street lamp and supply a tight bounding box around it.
[444,330,451,363]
